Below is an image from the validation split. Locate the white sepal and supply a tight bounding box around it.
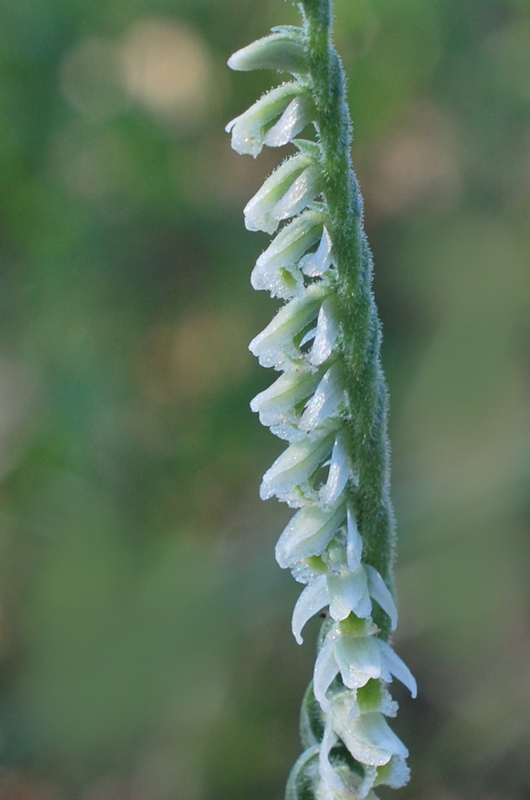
[275,500,347,569]
[319,718,342,790]
[346,506,363,572]
[379,641,417,698]
[320,433,351,506]
[313,632,340,712]
[310,298,340,365]
[300,226,333,277]
[244,154,321,234]
[292,575,329,644]
[249,283,327,369]
[227,29,307,74]
[365,565,398,631]
[299,364,344,431]
[260,432,335,505]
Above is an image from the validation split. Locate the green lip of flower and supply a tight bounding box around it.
[227,4,416,797]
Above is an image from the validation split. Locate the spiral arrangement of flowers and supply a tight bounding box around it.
[226,2,416,798]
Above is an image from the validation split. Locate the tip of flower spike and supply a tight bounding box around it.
[227,30,307,74]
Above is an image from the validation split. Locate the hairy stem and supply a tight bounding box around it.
[300,0,395,635]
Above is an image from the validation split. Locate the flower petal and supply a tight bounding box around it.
[310,298,340,366]
[292,575,329,644]
[327,566,372,622]
[299,364,344,431]
[365,566,398,631]
[334,634,382,689]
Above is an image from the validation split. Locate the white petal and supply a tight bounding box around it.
[275,501,347,569]
[313,632,339,711]
[264,94,313,148]
[261,433,335,503]
[378,641,417,698]
[272,164,323,223]
[250,368,323,428]
[244,154,311,234]
[249,283,327,370]
[292,575,329,644]
[319,718,342,790]
[320,433,351,506]
[365,566,398,631]
[327,566,372,622]
[299,364,344,431]
[300,227,333,277]
[227,29,307,73]
[346,506,363,572]
[334,635,382,689]
[310,298,340,366]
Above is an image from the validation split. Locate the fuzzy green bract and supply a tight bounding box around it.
[227,1,416,797]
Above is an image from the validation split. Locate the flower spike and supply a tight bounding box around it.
[227,3,416,798]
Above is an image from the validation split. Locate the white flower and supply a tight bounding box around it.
[227,26,307,74]
[244,153,323,234]
[332,698,408,768]
[260,431,335,506]
[249,283,328,369]
[226,82,314,158]
[250,210,325,299]
[313,622,416,710]
[275,500,347,569]
[250,365,324,429]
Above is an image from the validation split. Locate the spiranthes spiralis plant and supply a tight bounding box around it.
[226,2,417,798]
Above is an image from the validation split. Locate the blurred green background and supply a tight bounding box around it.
[0,0,528,797]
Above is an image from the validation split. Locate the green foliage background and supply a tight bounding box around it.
[0,0,529,797]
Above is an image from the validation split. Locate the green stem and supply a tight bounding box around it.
[300,0,395,637]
